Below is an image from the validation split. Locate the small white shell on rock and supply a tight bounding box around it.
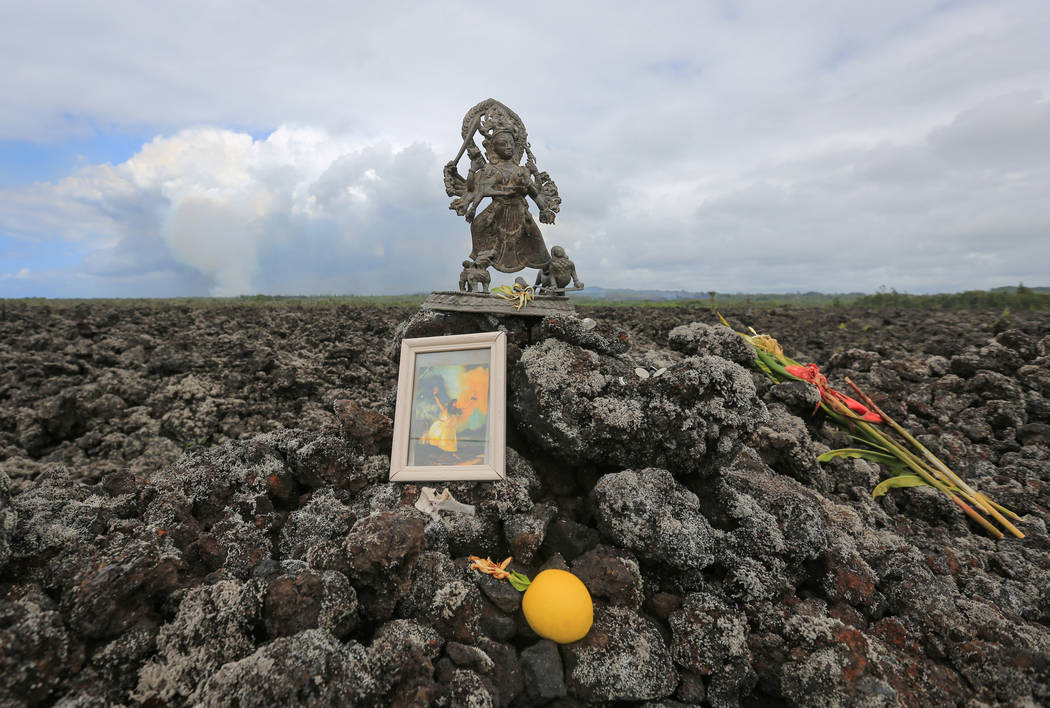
[634,367,650,380]
[653,367,667,378]
[580,318,597,331]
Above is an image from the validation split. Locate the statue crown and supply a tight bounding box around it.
[480,106,518,141]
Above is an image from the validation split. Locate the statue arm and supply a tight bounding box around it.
[443,161,468,198]
[447,142,488,216]
[526,171,550,213]
[465,170,489,222]
[527,168,560,224]
[526,177,541,203]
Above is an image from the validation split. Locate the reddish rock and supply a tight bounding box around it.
[822,550,879,609]
[571,544,643,609]
[261,568,357,639]
[333,399,393,454]
[345,511,426,621]
[645,592,683,622]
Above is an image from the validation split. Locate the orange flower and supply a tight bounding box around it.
[468,555,513,579]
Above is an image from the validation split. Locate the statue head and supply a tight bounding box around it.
[462,260,473,268]
[484,130,516,162]
[551,246,566,259]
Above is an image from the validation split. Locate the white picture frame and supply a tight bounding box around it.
[389,331,507,481]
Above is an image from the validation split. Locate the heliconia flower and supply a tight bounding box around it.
[748,332,784,359]
[784,363,823,384]
[723,316,1023,539]
[785,363,882,423]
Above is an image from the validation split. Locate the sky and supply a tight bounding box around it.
[1,1,1049,298]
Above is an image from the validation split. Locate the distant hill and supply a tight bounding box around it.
[989,284,1050,294]
[572,285,1050,310]
[576,287,867,306]
[578,285,1050,301]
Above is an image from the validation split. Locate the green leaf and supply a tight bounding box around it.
[849,435,893,453]
[818,448,904,465]
[508,571,531,592]
[754,357,775,378]
[754,350,792,383]
[871,474,929,498]
[754,349,784,371]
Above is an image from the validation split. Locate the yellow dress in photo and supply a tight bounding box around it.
[420,391,458,452]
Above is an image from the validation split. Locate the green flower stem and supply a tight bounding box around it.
[984,497,1023,521]
[851,419,1004,539]
[846,378,1024,539]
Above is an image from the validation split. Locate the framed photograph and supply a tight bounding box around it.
[390,331,507,481]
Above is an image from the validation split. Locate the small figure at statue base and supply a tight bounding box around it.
[458,250,495,293]
[535,245,584,297]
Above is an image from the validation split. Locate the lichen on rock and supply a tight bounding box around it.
[594,468,718,573]
[511,337,763,477]
[562,605,678,702]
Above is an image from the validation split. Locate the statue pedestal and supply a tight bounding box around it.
[422,291,576,318]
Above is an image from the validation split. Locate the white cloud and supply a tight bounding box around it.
[1,267,31,280]
[2,125,497,295]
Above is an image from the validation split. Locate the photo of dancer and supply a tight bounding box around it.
[407,347,490,466]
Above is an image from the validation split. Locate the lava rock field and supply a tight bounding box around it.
[2,300,1050,706]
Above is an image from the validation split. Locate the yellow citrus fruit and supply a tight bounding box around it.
[521,569,594,643]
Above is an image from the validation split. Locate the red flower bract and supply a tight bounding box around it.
[785,363,882,424]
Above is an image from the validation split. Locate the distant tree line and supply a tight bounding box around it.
[854,286,1050,311]
[4,286,1048,311]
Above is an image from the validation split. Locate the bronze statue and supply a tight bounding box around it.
[444,99,562,276]
[535,245,583,296]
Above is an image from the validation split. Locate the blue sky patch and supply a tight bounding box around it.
[0,130,155,187]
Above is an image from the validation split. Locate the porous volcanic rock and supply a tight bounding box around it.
[593,468,717,572]
[0,468,15,566]
[344,510,427,622]
[561,605,678,702]
[134,580,260,704]
[0,302,414,494]
[194,629,377,706]
[511,339,763,477]
[668,320,755,365]
[2,300,1050,706]
[520,639,567,702]
[570,544,644,609]
[669,592,755,707]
